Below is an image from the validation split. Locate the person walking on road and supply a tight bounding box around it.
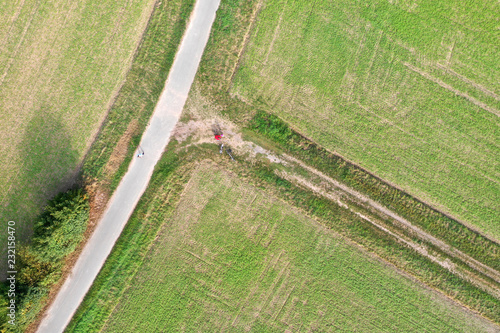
[137,147,145,158]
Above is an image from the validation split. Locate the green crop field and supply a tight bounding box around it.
[231,0,500,240]
[91,165,495,332]
[67,1,500,330]
[0,0,156,242]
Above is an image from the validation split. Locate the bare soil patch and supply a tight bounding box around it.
[105,119,139,176]
[171,107,500,303]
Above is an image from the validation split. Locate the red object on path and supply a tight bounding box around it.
[215,134,223,140]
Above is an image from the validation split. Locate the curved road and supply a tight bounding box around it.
[37,0,221,331]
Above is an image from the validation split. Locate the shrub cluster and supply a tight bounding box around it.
[0,189,89,332]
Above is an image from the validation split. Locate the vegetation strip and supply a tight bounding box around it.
[249,111,500,274]
[68,141,500,328]
[0,190,90,331]
[0,0,195,332]
[82,0,196,190]
[230,0,500,240]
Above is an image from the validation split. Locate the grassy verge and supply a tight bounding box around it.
[66,142,199,332]
[68,141,500,329]
[230,0,500,240]
[82,0,195,190]
[249,111,500,273]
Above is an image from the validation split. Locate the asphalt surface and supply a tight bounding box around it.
[36,0,221,331]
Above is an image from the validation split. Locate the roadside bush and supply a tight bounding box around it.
[31,189,89,263]
[0,189,89,332]
[16,248,54,291]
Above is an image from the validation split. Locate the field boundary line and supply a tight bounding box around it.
[227,0,264,90]
[278,118,500,244]
[281,154,500,285]
[279,171,500,299]
[352,212,500,299]
[435,63,500,101]
[404,62,500,117]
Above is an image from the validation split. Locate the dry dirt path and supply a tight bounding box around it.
[281,154,500,284]
[173,118,500,298]
[36,0,221,332]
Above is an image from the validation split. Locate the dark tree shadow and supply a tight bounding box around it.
[1,110,80,279]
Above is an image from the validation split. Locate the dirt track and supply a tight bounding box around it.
[174,117,500,300]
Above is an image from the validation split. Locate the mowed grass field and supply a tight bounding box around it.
[96,165,496,332]
[231,0,500,240]
[0,0,156,240]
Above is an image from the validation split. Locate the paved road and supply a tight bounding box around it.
[37,0,220,331]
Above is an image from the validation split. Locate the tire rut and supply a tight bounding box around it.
[280,154,500,289]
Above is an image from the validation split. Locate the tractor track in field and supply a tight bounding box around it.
[174,117,500,300]
[404,62,500,118]
[278,169,500,300]
[227,0,264,89]
[279,154,500,291]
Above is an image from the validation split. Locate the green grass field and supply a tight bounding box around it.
[93,165,495,332]
[231,0,500,240]
[67,1,500,329]
[0,0,156,243]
